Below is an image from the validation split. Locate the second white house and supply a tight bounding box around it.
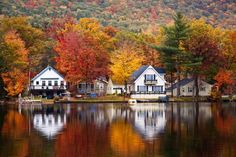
[130,65,166,99]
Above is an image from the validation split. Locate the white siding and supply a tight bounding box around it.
[167,80,212,96]
[134,66,166,92]
[106,78,131,94]
[31,67,66,90]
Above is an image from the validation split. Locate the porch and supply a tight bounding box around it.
[130,91,167,99]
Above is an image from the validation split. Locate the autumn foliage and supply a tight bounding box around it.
[110,45,143,85]
[1,30,28,96]
[53,19,111,91]
[214,69,235,95]
[55,31,109,84]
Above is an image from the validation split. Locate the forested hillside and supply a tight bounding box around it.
[1,0,235,32]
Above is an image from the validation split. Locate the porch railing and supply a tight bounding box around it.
[144,80,157,85]
[30,85,66,90]
[131,91,166,94]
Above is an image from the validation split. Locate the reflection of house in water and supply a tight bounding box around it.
[131,103,167,140]
[77,104,133,126]
[166,103,212,131]
[77,105,109,127]
[33,114,67,139]
[169,103,212,123]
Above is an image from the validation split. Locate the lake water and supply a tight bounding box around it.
[0,102,236,157]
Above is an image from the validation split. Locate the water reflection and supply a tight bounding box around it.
[131,103,166,140]
[0,102,236,157]
[33,114,67,138]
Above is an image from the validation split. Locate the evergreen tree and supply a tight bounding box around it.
[154,12,190,97]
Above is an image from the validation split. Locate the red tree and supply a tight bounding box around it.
[54,31,109,92]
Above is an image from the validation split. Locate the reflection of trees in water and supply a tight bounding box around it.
[1,103,236,157]
[161,102,236,157]
[55,121,110,157]
[110,119,145,157]
[211,103,236,157]
[0,111,29,157]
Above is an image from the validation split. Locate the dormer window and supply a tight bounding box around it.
[49,67,51,71]
[145,74,156,81]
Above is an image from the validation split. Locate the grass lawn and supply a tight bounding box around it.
[58,95,129,103]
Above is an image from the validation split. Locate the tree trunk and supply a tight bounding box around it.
[85,82,88,96]
[28,60,31,96]
[124,80,127,100]
[176,63,181,97]
[194,74,199,99]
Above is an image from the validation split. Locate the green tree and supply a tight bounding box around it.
[154,12,190,97]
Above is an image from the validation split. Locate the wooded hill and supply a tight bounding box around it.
[1,0,235,32]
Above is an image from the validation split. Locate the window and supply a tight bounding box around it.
[91,84,94,90]
[36,81,39,85]
[188,87,193,93]
[138,86,148,92]
[152,86,163,92]
[78,84,82,89]
[200,87,206,91]
[145,74,156,81]
[42,81,46,86]
[54,81,58,86]
[48,81,52,86]
[61,81,64,86]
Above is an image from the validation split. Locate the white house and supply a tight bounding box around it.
[30,66,67,98]
[106,78,132,95]
[130,65,167,99]
[166,78,213,97]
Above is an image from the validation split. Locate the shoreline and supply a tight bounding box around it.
[1,97,235,105]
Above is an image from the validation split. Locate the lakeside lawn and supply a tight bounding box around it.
[56,95,129,103]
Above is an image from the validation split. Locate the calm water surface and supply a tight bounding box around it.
[0,102,236,157]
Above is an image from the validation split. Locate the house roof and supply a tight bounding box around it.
[131,65,165,81]
[166,78,194,90]
[31,65,64,81]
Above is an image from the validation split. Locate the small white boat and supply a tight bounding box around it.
[128,99,137,105]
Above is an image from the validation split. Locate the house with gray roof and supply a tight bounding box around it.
[130,65,167,99]
[166,78,213,97]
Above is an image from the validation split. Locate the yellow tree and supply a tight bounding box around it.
[1,30,28,96]
[0,16,48,96]
[110,45,143,93]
